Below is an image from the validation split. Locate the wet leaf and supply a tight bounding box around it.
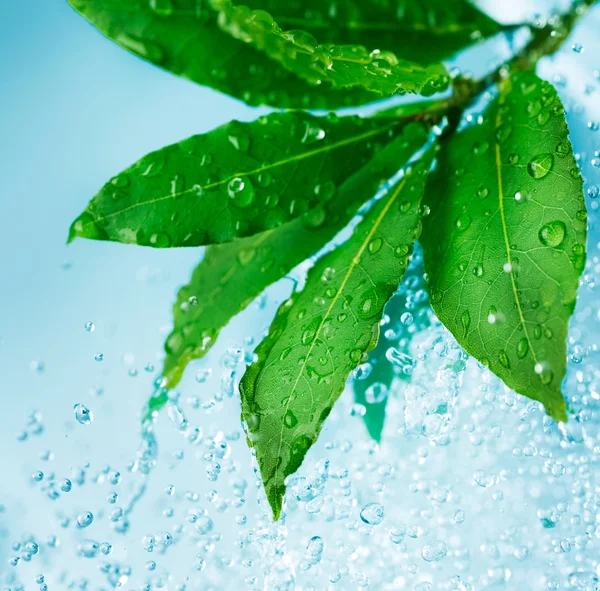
[240,150,434,519]
[213,0,450,97]
[353,258,431,441]
[67,0,380,109]
[160,124,429,390]
[69,112,405,247]
[421,70,586,422]
[242,0,501,66]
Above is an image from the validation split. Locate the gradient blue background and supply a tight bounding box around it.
[1,0,600,586]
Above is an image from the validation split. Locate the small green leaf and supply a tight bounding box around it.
[213,0,449,97]
[69,112,405,247]
[242,0,501,66]
[67,0,379,109]
[161,123,430,389]
[240,151,433,520]
[353,257,431,441]
[421,70,586,422]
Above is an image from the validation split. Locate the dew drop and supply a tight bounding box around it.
[516,337,529,359]
[527,153,554,179]
[538,221,566,247]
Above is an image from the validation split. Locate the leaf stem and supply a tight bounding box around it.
[378,0,596,126]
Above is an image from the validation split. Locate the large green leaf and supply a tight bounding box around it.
[353,257,431,441]
[240,151,433,519]
[67,0,379,109]
[213,0,450,98]
[69,112,405,247]
[421,70,587,422]
[160,123,429,389]
[242,0,501,66]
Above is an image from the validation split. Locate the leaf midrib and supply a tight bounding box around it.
[269,175,408,492]
[78,122,398,231]
[495,84,539,370]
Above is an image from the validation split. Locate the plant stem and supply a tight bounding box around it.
[377,0,597,126]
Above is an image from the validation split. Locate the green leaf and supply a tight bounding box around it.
[67,0,379,109]
[69,112,406,247]
[240,151,433,520]
[241,0,501,66]
[160,123,430,390]
[421,70,586,422]
[213,0,450,97]
[353,257,431,441]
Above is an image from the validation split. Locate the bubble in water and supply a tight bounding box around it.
[421,540,448,562]
[73,403,93,425]
[360,502,385,525]
[76,511,94,528]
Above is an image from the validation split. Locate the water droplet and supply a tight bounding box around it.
[360,502,384,525]
[94,352,104,362]
[539,220,566,247]
[572,43,584,53]
[498,350,510,369]
[73,404,93,425]
[149,232,172,248]
[473,469,496,487]
[421,540,447,562]
[456,214,471,231]
[301,120,326,144]
[365,383,388,404]
[84,321,95,332]
[461,309,470,336]
[516,338,529,359]
[76,511,94,528]
[527,153,554,179]
[227,177,255,208]
[368,237,382,254]
[114,33,164,62]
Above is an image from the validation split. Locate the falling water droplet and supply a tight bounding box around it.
[421,540,448,562]
[360,502,385,525]
[76,511,94,528]
[73,404,93,425]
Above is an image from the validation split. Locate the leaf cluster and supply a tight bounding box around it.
[68,0,590,519]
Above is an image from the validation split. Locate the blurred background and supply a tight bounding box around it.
[1,1,600,589]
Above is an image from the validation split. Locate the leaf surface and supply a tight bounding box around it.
[67,0,379,109]
[69,112,404,247]
[213,0,449,97]
[161,124,429,388]
[240,151,433,519]
[421,70,586,421]
[242,0,501,66]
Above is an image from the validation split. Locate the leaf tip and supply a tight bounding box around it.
[268,490,284,522]
[546,398,568,424]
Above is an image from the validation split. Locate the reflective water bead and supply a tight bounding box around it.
[360,502,384,526]
[76,511,94,528]
[421,540,448,562]
[73,403,93,425]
